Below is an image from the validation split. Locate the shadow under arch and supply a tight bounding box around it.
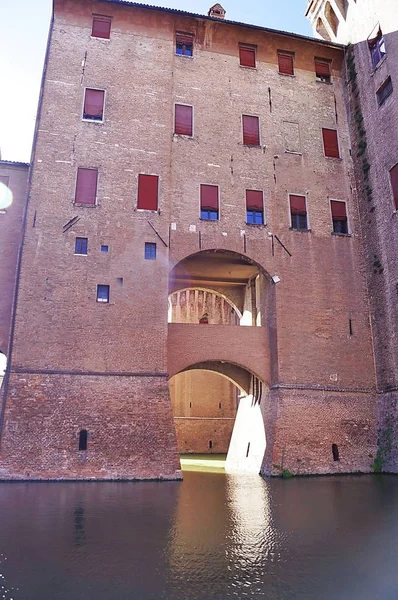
[169,359,269,475]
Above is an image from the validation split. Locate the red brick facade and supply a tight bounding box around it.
[0,0,384,479]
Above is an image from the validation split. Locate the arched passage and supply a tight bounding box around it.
[169,360,269,475]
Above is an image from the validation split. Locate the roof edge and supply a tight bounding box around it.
[0,160,30,168]
[101,0,345,49]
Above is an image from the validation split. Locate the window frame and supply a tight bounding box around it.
[242,114,261,147]
[74,237,88,255]
[96,284,110,303]
[91,14,112,40]
[245,189,264,225]
[137,173,159,212]
[322,127,341,159]
[175,32,194,57]
[376,77,393,107]
[289,193,309,231]
[101,245,109,253]
[330,199,349,235]
[200,183,220,221]
[239,44,257,69]
[368,28,386,69]
[82,87,106,122]
[315,57,332,83]
[174,103,194,137]
[277,51,295,76]
[74,167,99,206]
[144,242,157,260]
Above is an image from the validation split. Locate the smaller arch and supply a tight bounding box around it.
[79,429,88,451]
[168,287,242,325]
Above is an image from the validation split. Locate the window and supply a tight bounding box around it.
[242,115,260,146]
[315,58,331,83]
[278,51,294,75]
[332,443,339,461]
[176,33,193,56]
[389,163,398,210]
[75,168,98,205]
[175,104,193,136]
[239,45,256,68]
[91,14,112,39]
[322,128,340,158]
[368,29,386,68]
[83,88,105,121]
[377,77,393,106]
[101,245,109,252]
[79,430,88,451]
[137,174,159,210]
[0,176,9,187]
[331,200,348,234]
[246,190,264,224]
[289,194,307,230]
[75,237,88,255]
[200,184,219,220]
[97,284,110,303]
[145,242,157,260]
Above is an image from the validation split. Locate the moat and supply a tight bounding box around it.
[1,464,398,599]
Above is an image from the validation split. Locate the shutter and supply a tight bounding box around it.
[0,176,9,187]
[278,53,294,75]
[331,200,347,219]
[84,89,105,119]
[239,47,256,68]
[200,185,219,210]
[246,190,263,210]
[290,195,306,215]
[322,128,340,158]
[137,174,159,210]
[92,15,112,39]
[175,104,193,136]
[390,164,398,210]
[176,34,194,45]
[75,168,98,205]
[242,115,260,146]
[315,59,331,76]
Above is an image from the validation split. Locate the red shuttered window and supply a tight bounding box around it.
[83,89,105,121]
[246,190,264,224]
[200,184,219,220]
[289,194,308,230]
[92,15,112,39]
[175,104,193,136]
[75,168,98,205]
[389,163,398,210]
[239,46,256,68]
[242,115,260,146]
[331,200,348,234]
[137,174,159,211]
[278,52,294,75]
[322,128,340,158]
[315,58,331,82]
[0,176,9,187]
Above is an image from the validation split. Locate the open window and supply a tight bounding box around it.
[315,58,331,83]
[368,27,386,68]
[289,194,308,230]
[331,200,348,234]
[176,33,194,57]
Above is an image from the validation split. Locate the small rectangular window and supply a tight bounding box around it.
[377,77,393,106]
[175,104,193,136]
[92,14,112,39]
[83,88,105,121]
[278,51,294,75]
[101,245,109,252]
[0,175,9,187]
[200,184,219,220]
[75,237,88,255]
[97,284,110,303]
[315,58,331,82]
[290,194,307,230]
[331,200,348,234]
[322,128,340,158]
[145,242,157,260]
[368,29,386,68]
[389,163,398,210]
[239,45,256,68]
[137,174,159,211]
[75,168,98,205]
[242,115,260,146]
[176,33,193,56]
[246,190,264,224]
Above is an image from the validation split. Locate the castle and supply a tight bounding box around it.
[0,0,397,480]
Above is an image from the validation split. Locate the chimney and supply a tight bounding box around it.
[208,4,226,19]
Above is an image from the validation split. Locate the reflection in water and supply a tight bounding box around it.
[1,474,398,599]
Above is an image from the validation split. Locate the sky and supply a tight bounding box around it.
[0,0,313,163]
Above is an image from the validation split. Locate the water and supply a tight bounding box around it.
[1,472,398,599]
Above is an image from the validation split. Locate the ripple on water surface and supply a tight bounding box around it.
[1,473,398,599]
